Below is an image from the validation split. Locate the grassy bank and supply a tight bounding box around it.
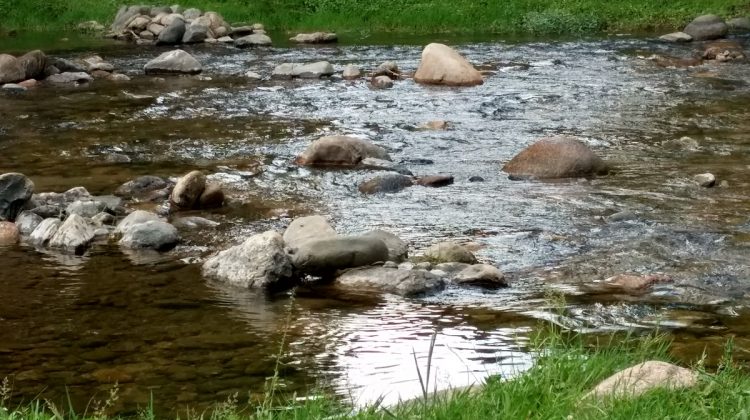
[2,328,750,419]
[0,0,749,35]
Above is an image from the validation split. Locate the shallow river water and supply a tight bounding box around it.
[0,31,749,415]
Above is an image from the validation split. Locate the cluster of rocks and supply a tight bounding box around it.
[203,215,506,296]
[660,14,749,43]
[0,50,127,91]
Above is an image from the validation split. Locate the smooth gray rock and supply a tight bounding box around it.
[182,23,209,43]
[453,264,507,288]
[46,72,93,84]
[119,220,179,251]
[659,32,692,43]
[0,172,34,221]
[283,215,337,250]
[115,210,162,235]
[182,7,202,20]
[362,230,408,262]
[66,200,107,218]
[156,19,186,44]
[289,32,337,43]
[272,61,334,78]
[288,235,389,275]
[17,50,47,80]
[683,14,728,41]
[29,218,61,246]
[144,50,202,75]
[112,5,151,32]
[171,216,219,230]
[91,212,115,226]
[15,211,43,235]
[202,230,295,289]
[234,33,272,47]
[2,83,26,92]
[337,267,445,297]
[371,75,394,89]
[48,214,96,254]
[49,57,86,73]
[423,241,478,264]
[728,17,750,32]
[694,173,716,188]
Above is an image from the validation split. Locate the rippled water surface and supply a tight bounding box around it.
[1,32,749,414]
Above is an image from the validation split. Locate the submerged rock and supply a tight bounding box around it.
[683,14,728,41]
[415,175,454,188]
[114,175,170,198]
[45,72,93,84]
[295,136,391,167]
[423,242,477,264]
[287,235,389,275]
[418,120,449,130]
[144,50,202,75]
[585,361,697,399]
[414,43,483,86]
[694,173,716,188]
[502,136,609,180]
[370,75,393,89]
[0,172,34,221]
[202,230,295,289]
[0,221,19,245]
[119,220,179,251]
[702,40,745,61]
[337,267,445,297]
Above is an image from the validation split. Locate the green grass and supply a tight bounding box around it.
[0,0,749,35]
[4,326,750,419]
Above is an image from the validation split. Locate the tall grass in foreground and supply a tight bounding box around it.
[0,0,749,34]
[3,326,750,419]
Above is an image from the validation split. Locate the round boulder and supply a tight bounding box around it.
[295,136,391,167]
[119,220,180,251]
[170,170,206,209]
[683,14,728,41]
[414,43,483,86]
[423,241,477,264]
[283,215,337,250]
[17,50,47,80]
[502,136,609,180]
[144,50,202,75]
[359,174,414,194]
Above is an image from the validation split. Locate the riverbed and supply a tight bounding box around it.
[0,31,749,415]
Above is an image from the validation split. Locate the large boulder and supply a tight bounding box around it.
[17,50,47,80]
[295,136,390,167]
[287,235,390,275]
[502,136,609,180]
[169,170,206,209]
[337,267,445,297]
[29,218,61,246]
[423,241,477,264]
[48,214,96,254]
[202,230,295,289]
[414,43,483,86]
[156,19,186,45]
[0,54,25,84]
[144,50,202,75]
[272,62,334,79]
[585,361,698,399]
[0,222,19,245]
[0,173,34,221]
[234,33,272,47]
[289,32,337,43]
[359,174,414,194]
[114,210,162,235]
[453,264,507,288]
[362,230,408,262]
[283,215,337,250]
[683,14,728,41]
[119,220,179,251]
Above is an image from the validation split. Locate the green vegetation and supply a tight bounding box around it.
[3,327,750,419]
[0,0,749,35]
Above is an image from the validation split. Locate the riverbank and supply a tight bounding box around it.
[1,329,747,419]
[1,0,749,35]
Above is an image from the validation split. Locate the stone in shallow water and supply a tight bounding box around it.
[659,32,692,43]
[453,264,507,288]
[144,50,202,75]
[358,174,413,194]
[336,266,445,297]
[48,214,96,254]
[694,173,716,188]
[683,14,728,41]
[15,211,42,235]
[115,210,162,235]
[234,33,272,48]
[502,136,609,180]
[283,215,336,250]
[295,136,390,167]
[288,235,389,275]
[29,218,61,246]
[423,241,477,264]
[119,220,179,251]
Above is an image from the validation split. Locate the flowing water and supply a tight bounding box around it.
[1,31,749,415]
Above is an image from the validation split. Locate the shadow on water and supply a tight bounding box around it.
[1,31,750,414]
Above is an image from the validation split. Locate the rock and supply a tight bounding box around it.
[198,184,224,209]
[182,8,202,20]
[283,215,337,249]
[114,210,162,235]
[373,61,400,78]
[144,50,202,75]
[702,40,745,61]
[360,158,413,175]
[651,55,702,69]
[415,175,454,187]
[337,267,444,297]
[683,14,728,41]
[342,65,362,80]
[183,23,209,43]
[202,230,295,289]
[468,176,484,182]
[203,12,226,32]
[0,173,34,221]
[244,70,262,79]
[49,58,86,73]
[272,61,334,79]
[694,173,716,188]
[359,174,414,194]
[287,235,390,275]
[601,274,672,293]
[414,43,483,86]
[46,72,93,84]
[658,32,692,43]
[585,361,697,399]
[415,261,433,270]
[371,75,393,89]
[115,175,169,198]
[0,54,25,84]
[171,216,218,230]
[156,19,186,44]
[170,170,206,209]
[424,241,477,264]
[502,136,609,180]
[160,13,184,27]
[1,83,25,92]
[289,32,337,43]
[82,56,114,73]
[91,212,115,226]
[78,21,105,32]
[0,222,19,245]
[150,6,172,16]
[728,17,750,32]
[295,136,390,167]
[362,230,408,262]
[65,200,107,218]
[229,26,254,37]
[453,264,507,287]
[127,15,151,31]
[29,218,61,246]
[48,214,96,254]
[418,120,448,130]
[15,211,42,235]
[170,5,183,14]
[17,50,47,80]
[119,220,179,251]
[234,33,272,47]
[112,5,150,32]
[148,23,165,36]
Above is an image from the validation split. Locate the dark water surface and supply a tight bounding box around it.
[1,32,749,415]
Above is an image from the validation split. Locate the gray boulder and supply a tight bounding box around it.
[49,57,87,73]
[183,8,202,20]
[48,214,96,254]
[15,211,43,235]
[115,210,162,235]
[234,33,272,47]
[45,72,93,84]
[183,23,209,43]
[91,212,115,226]
[272,61,334,79]
[144,50,202,75]
[66,200,107,218]
[423,241,478,264]
[0,173,34,221]
[337,267,445,297]
[283,215,337,250]
[0,54,25,84]
[202,230,295,289]
[362,230,408,262]
[119,220,179,251]
[342,65,362,80]
[683,14,728,41]
[156,19,186,44]
[112,5,151,32]
[170,170,206,208]
[29,218,61,246]
[289,32,338,43]
[358,173,413,194]
[453,264,507,287]
[295,135,391,166]
[288,235,389,275]
[17,50,47,80]
[728,17,750,32]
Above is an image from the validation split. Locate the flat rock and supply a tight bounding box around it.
[502,136,609,180]
[289,32,337,43]
[144,50,202,75]
[115,210,162,235]
[585,361,698,399]
[114,175,169,198]
[66,200,107,218]
[234,33,272,47]
[46,72,93,84]
[272,61,334,79]
[337,267,445,297]
[659,32,692,43]
[295,135,390,167]
[362,229,408,262]
[287,235,389,275]
[416,175,454,187]
[29,218,61,246]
